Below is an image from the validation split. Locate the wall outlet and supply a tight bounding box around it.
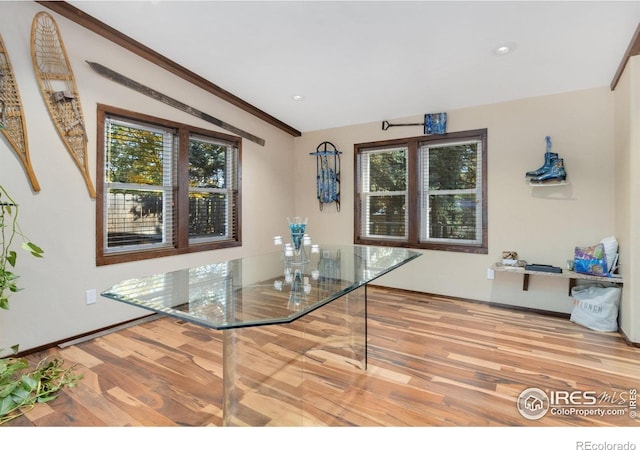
[487,268,495,280]
[86,289,97,305]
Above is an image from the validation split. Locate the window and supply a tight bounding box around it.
[355,129,487,253]
[97,105,241,265]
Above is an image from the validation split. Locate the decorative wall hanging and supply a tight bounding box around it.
[31,12,96,198]
[525,136,567,184]
[309,141,341,211]
[0,34,40,192]
[382,112,447,135]
[86,61,266,147]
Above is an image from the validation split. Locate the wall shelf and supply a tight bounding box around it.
[529,181,569,187]
[490,264,623,294]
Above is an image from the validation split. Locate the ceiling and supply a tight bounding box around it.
[67,1,640,133]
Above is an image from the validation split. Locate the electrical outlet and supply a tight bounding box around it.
[86,289,97,305]
[487,268,495,280]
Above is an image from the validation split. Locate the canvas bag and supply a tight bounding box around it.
[570,284,621,332]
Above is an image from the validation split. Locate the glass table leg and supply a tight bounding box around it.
[345,284,367,370]
[222,328,236,426]
[221,285,368,426]
[299,284,369,424]
[222,324,305,426]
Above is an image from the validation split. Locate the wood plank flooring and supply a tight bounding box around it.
[4,286,640,427]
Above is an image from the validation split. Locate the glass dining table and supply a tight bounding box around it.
[101,244,421,426]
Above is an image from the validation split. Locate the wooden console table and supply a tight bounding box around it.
[490,264,624,294]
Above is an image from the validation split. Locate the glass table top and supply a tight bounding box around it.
[101,244,421,330]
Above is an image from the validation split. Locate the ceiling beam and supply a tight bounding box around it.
[36,1,302,137]
[611,23,640,91]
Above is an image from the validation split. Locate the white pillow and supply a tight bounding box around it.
[600,236,618,273]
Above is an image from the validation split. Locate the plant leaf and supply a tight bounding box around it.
[25,242,44,257]
[0,380,19,398]
[6,251,16,267]
[37,394,57,403]
[20,375,38,391]
[9,386,30,404]
[0,395,17,416]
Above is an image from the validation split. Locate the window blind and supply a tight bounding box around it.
[104,116,176,252]
[359,146,408,240]
[419,139,482,244]
[188,134,238,243]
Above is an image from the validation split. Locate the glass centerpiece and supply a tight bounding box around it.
[288,216,307,253]
[273,217,315,265]
[272,217,320,308]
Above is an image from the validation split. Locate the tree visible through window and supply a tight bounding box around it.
[355,129,487,253]
[188,137,236,242]
[97,105,241,265]
[359,147,407,239]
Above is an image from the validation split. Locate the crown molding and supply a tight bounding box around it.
[611,23,640,90]
[36,1,302,137]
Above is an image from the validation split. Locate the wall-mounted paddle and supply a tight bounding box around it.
[86,61,266,147]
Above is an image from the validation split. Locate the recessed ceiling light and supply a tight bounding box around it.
[291,95,305,101]
[493,43,516,56]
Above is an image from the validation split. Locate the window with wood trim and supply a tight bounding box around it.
[96,105,241,265]
[355,129,487,254]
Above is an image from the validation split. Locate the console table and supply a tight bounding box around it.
[490,264,624,294]
[101,244,421,425]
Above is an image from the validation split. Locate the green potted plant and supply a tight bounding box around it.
[0,184,81,425]
[0,185,43,310]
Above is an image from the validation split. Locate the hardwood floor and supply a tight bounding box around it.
[4,286,640,427]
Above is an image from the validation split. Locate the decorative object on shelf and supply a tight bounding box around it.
[0,34,40,192]
[382,112,447,135]
[273,217,318,266]
[526,136,567,184]
[310,141,341,211]
[501,250,519,266]
[524,263,563,274]
[494,260,527,268]
[574,243,609,277]
[31,12,95,198]
[86,61,266,146]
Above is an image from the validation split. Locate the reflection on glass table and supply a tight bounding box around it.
[102,244,421,425]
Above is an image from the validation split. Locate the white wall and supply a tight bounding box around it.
[614,55,640,343]
[0,2,296,354]
[294,87,618,315]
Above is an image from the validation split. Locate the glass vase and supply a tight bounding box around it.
[287,216,308,264]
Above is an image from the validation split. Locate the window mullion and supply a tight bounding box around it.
[407,140,419,244]
[176,128,190,249]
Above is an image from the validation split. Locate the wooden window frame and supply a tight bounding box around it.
[96,104,242,266]
[354,129,487,254]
